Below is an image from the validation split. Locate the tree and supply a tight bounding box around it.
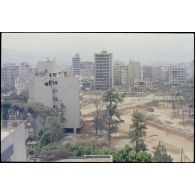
[129,111,147,153]
[93,96,104,135]
[103,89,124,145]
[153,142,173,162]
[113,145,152,162]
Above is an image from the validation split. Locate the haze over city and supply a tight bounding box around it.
[2,33,194,66]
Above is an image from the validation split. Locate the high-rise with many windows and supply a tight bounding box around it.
[95,50,113,90]
[1,63,19,90]
[72,53,81,76]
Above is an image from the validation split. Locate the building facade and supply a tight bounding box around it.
[80,61,95,79]
[95,50,113,90]
[168,65,187,85]
[128,60,140,90]
[72,53,81,76]
[1,121,27,162]
[142,66,153,81]
[29,60,82,133]
[1,63,19,90]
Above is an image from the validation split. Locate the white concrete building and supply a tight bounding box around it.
[29,59,82,133]
[1,120,27,162]
[72,53,81,76]
[128,60,141,90]
[95,50,113,90]
[168,65,187,85]
[1,63,19,90]
[15,76,26,94]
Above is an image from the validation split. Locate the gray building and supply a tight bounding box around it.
[143,66,153,81]
[1,63,19,90]
[72,53,81,76]
[95,50,113,90]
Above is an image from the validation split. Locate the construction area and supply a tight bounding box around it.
[61,91,194,162]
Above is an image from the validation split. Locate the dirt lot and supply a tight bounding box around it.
[78,92,194,162]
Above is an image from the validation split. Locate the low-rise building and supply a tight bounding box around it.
[1,120,27,162]
[133,80,155,91]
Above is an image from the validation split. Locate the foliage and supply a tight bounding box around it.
[68,144,111,157]
[103,89,124,145]
[146,114,164,125]
[153,142,173,162]
[144,100,159,107]
[113,145,152,162]
[29,143,66,160]
[129,111,147,153]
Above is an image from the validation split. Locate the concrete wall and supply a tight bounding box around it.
[1,123,27,161]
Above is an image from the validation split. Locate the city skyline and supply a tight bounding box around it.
[2,33,194,66]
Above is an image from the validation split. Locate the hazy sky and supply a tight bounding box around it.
[2,33,194,66]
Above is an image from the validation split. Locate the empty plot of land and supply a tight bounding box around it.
[79,92,194,162]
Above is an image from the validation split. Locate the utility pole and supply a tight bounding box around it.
[181,148,183,162]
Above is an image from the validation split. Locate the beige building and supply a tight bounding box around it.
[128,60,141,90]
[113,60,128,89]
[29,59,82,133]
[95,50,113,90]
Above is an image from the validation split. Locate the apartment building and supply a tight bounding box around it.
[168,65,187,85]
[142,66,153,81]
[95,50,113,90]
[29,59,82,133]
[128,60,140,90]
[113,60,128,89]
[1,63,19,90]
[80,61,95,79]
[72,53,81,76]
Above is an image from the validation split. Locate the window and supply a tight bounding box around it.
[49,80,52,85]
[45,82,48,86]
[53,97,58,101]
[55,81,58,85]
[53,89,58,93]
[49,73,52,77]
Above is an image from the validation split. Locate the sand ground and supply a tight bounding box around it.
[78,92,194,162]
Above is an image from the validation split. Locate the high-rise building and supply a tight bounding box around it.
[95,50,113,90]
[152,66,169,82]
[80,61,95,79]
[72,53,81,76]
[142,66,153,81]
[113,60,128,89]
[168,65,187,85]
[1,63,19,90]
[128,60,140,89]
[29,59,82,133]
[15,62,35,94]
